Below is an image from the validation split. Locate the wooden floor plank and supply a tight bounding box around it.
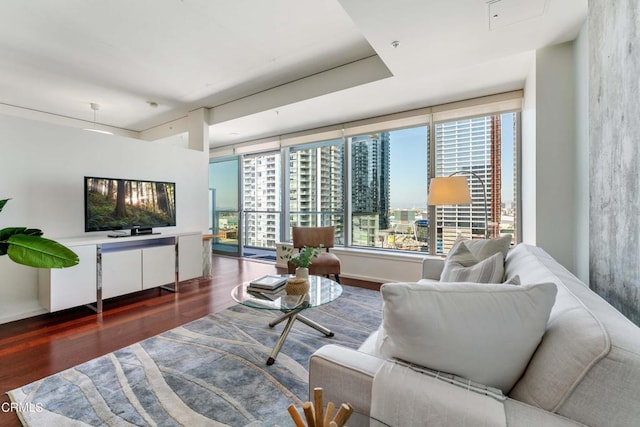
[0,256,380,426]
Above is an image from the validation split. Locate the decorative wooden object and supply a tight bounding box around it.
[287,387,353,427]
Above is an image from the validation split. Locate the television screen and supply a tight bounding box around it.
[85,177,176,232]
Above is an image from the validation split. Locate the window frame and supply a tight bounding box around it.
[209,91,522,256]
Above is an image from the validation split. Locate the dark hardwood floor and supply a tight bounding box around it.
[0,256,380,426]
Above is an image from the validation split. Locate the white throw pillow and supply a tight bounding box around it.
[450,234,513,261]
[378,281,557,392]
[440,241,504,283]
[466,234,512,260]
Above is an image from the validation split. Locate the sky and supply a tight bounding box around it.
[388,127,428,209]
[209,159,238,211]
[389,113,516,209]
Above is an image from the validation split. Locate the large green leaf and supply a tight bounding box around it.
[0,227,44,255]
[6,234,79,268]
[0,227,43,240]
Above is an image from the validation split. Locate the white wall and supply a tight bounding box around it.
[522,41,577,272]
[573,22,590,283]
[521,56,537,245]
[0,114,209,322]
[536,42,577,271]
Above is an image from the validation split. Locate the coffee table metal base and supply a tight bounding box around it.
[266,309,334,365]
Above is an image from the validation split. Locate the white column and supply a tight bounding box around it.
[187,108,210,152]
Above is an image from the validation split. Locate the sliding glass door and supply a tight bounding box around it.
[209,158,241,256]
[241,152,282,256]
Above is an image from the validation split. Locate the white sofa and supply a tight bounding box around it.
[309,244,640,426]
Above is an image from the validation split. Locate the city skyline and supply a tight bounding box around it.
[211,112,516,212]
[388,112,516,209]
[209,111,518,253]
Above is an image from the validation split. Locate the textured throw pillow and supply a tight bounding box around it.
[440,242,504,283]
[378,281,557,392]
[462,234,512,261]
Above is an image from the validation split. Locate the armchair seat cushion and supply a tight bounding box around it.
[287,252,341,276]
[309,252,341,276]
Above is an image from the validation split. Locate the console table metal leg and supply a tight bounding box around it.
[267,313,298,365]
[87,244,104,314]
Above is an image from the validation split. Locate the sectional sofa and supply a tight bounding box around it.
[309,243,640,426]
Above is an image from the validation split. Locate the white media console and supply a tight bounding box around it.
[38,231,203,313]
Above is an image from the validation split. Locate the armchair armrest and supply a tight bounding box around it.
[309,344,384,421]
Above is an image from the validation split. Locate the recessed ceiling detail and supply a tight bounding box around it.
[0,0,587,147]
[487,0,549,31]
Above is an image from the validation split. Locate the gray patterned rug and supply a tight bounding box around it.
[8,285,382,426]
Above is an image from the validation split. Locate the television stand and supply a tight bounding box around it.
[38,232,204,314]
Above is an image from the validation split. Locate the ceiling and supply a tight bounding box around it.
[0,0,587,148]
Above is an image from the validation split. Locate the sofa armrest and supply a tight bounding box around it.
[422,256,445,280]
[309,344,384,421]
[310,347,586,427]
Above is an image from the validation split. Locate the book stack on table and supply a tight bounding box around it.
[247,275,287,294]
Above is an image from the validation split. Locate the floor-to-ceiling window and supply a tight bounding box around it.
[288,139,345,244]
[434,112,519,254]
[209,158,240,255]
[349,126,429,251]
[242,152,281,252]
[209,92,521,257]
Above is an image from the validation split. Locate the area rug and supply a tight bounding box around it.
[8,285,382,426]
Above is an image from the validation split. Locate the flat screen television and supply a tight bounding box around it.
[84,176,176,232]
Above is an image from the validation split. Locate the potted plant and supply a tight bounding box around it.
[1,199,79,268]
[281,245,321,279]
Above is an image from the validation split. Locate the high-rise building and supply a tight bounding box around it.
[351,132,391,236]
[434,116,501,253]
[319,144,344,215]
[242,153,281,249]
[288,148,313,227]
[289,143,344,231]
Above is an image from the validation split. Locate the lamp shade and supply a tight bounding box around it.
[427,176,472,205]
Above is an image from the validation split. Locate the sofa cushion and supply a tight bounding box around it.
[440,242,504,283]
[452,234,512,261]
[466,234,512,260]
[378,281,557,392]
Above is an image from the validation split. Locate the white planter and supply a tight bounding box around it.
[295,267,309,279]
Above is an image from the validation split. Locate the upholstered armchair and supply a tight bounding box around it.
[287,226,341,283]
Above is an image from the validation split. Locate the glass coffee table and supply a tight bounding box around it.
[231,275,342,365]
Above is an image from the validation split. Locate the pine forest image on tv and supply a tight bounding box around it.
[85,177,176,232]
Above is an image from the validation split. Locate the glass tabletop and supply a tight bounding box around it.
[231,275,343,311]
